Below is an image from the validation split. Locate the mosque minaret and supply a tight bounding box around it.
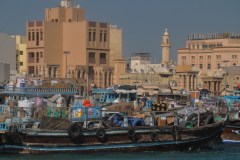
[161,28,171,66]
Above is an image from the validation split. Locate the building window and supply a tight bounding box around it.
[233,63,236,66]
[216,55,221,60]
[232,55,237,59]
[20,62,23,66]
[100,30,103,42]
[28,52,35,63]
[104,31,107,42]
[197,45,199,49]
[40,30,43,41]
[20,51,23,55]
[191,64,195,67]
[100,53,106,64]
[55,19,58,22]
[88,30,92,41]
[93,30,96,41]
[36,31,39,46]
[207,55,211,60]
[28,66,35,75]
[28,31,31,41]
[199,64,203,69]
[32,31,35,41]
[191,56,195,60]
[68,19,72,22]
[217,63,221,69]
[36,52,39,63]
[89,52,95,63]
[207,64,211,69]
[40,52,43,58]
[199,56,203,60]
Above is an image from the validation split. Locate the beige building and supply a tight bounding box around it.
[178,32,240,75]
[16,35,27,74]
[26,0,122,88]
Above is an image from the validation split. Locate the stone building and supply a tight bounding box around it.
[26,0,122,88]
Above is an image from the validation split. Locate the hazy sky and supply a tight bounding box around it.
[0,0,240,62]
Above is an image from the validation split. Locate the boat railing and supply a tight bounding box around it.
[0,105,69,122]
[3,87,79,94]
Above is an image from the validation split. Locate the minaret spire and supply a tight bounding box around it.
[161,28,171,66]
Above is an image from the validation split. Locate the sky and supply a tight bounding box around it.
[0,0,240,63]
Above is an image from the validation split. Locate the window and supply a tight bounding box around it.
[207,64,211,69]
[40,52,43,58]
[88,30,92,41]
[100,31,103,42]
[233,63,236,66]
[55,19,58,22]
[199,64,203,69]
[20,51,23,55]
[199,56,203,60]
[68,19,72,22]
[191,56,195,60]
[89,52,95,63]
[217,63,221,69]
[36,52,39,63]
[36,32,39,46]
[100,53,106,64]
[28,31,31,41]
[93,30,96,41]
[232,55,237,59]
[104,31,107,42]
[20,62,23,66]
[28,66,35,75]
[216,55,221,59]
[191,64,195,67]
[207,55,211,60]
[40,30,43,41]
[32,31,35,41]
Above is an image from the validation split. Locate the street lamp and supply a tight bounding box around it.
[63,51,70,78]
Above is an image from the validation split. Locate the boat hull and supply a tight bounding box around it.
[221,122,240,144]
[1,123,223,154]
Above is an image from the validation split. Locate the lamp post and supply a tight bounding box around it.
[63,51,70,78]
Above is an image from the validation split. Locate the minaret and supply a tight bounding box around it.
[161,28,171,66]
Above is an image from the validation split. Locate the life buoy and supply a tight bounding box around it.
[96,128,108,143]
[67,123,83,139]
[151,132,158,141]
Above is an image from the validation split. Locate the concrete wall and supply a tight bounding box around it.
[0,33,16,71]
[0,63,10,83]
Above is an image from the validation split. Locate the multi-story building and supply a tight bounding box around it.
[16,35,27,75]
[0,33,16,81]
[0,63,10,83]
[26,0,122,88]
[130,53,151,73]
[178,32,240,75]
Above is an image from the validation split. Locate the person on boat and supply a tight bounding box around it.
[83,99,91,107]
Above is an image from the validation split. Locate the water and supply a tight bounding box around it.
[0,143,239,160]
